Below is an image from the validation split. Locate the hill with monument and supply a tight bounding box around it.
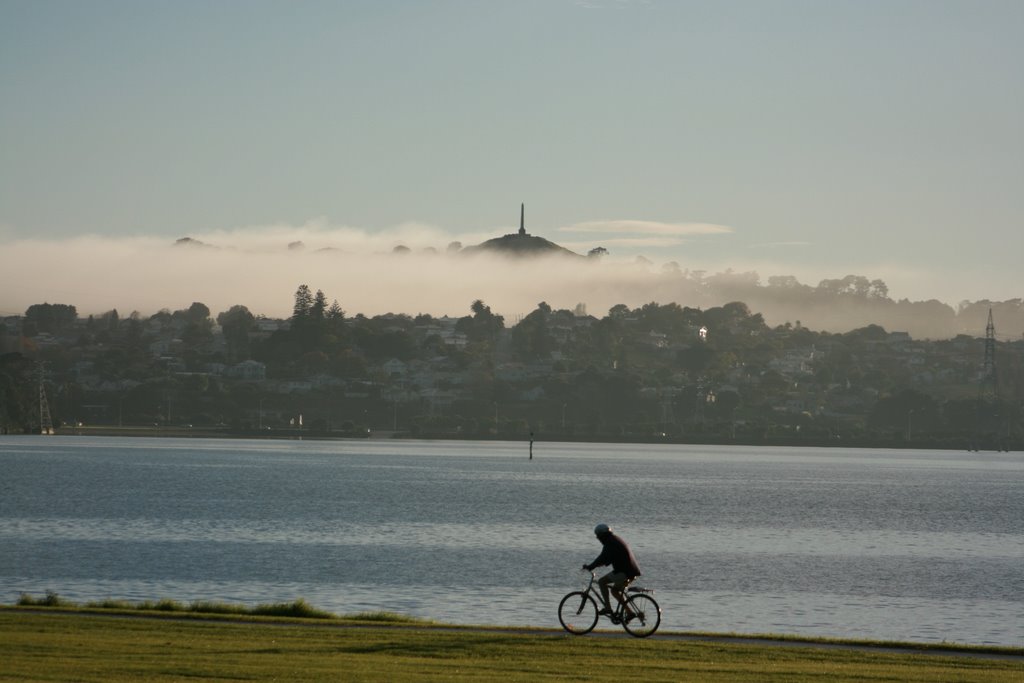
[461,204,582,258]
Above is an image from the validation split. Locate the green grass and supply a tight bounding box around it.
[19,593,338,620]
[15,592,429,624]
[1,607,1021,682]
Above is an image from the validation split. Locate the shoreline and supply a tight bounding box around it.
[9,425,1021,452]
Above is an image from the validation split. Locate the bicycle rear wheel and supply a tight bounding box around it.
[622,593,661,637]
[558,591,599,634]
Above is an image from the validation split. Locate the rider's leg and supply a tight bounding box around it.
[596,573,611,611]
[613,577,635,616]
[598,572,627,613]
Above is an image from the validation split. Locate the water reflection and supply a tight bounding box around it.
[1,436,1021,646]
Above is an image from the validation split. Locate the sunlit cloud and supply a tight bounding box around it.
[560,220,733,236]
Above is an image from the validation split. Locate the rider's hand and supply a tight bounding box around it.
[581,564,588,570]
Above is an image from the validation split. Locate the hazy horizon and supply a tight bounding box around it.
[2,2,1021,323]
[1,220,1016,327]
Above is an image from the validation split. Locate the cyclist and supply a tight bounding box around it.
[583,523,641,617]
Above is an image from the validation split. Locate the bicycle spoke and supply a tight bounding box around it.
[558,591,599,635]
[621,593,661,637]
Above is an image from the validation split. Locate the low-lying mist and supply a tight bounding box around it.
[1,227,1020,339]
[2,233,715,320]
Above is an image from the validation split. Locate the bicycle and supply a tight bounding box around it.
[557,570,661,637]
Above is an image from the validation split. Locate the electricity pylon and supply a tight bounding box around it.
[973,309,1003,450]
[36,362,54,435]
[978,309,998,402]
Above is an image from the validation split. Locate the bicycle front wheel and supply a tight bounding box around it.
[622,593,661,637]
[558,591,599,634]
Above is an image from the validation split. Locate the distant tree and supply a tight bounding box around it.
[191,302,209,319]
[311,290,328,320]
[868,279,889,299]
[327,300,345,321]
[868,389,939,435]
[713,389,741,418]
[758,369,790,394]
[767,275,803,289]
[180,303,214,350]
[147,309,173,333]
[457,300,505,344]
[0,352,34,432]
[217,305,256,362]
[292,285,313,320]
[942,398,980,435]
[588,246,608,259]
[845,324,888,341]
[351,326,417,362]
[105,309,121,333]
[24,303,78,335]
[608,304,630,319]
[817,274,878,299]
[511,302,553,359]
[176,302,210,325]
[676,344,715,376]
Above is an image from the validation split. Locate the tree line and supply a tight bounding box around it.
[1,282,1022,449]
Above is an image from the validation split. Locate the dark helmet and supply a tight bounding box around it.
[594,523,611,537]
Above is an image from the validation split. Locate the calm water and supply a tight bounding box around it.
[1,436,1022,646]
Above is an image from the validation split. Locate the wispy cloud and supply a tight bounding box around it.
[748,241,812,249]
[559,220,733,236]
[573,0,652,9]
[560,237,688,249]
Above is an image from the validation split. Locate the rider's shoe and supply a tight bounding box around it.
[623,612,637,624]
[597,608,613,616]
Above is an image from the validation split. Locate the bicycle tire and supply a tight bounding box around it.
[621,593,661,637]
[558,591,599,635]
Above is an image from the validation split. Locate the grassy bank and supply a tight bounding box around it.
[1,608,1021,682]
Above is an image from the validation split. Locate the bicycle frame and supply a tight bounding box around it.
[558,570,661,637]
[582,572,631,623]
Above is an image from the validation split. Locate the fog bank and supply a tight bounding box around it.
[0,226,1018,337]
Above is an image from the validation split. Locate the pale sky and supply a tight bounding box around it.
[1,0,1022,318]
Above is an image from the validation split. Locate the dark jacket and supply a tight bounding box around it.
[586,532,641,578]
